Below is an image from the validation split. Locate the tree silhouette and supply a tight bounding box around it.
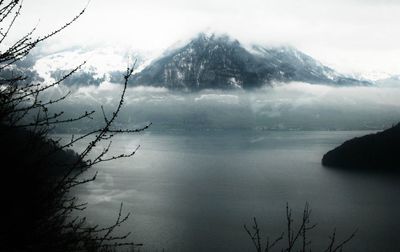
[244,203,356,252]
[0,1,149,251]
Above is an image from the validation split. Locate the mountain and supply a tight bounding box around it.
[322,123,400,171]
[129,33,370,90]
[31,46,151,86]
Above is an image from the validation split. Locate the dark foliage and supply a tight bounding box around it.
[0,1,149,251]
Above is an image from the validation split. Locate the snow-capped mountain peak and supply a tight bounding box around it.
[128,33,370,90]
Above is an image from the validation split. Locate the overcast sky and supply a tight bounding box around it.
[12,0,400,76]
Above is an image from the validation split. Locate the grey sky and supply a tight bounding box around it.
[13,0,400,76]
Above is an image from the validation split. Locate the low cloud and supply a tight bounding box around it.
[43,82,400,132]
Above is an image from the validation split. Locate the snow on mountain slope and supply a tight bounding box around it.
[129,33,370,90]
[33,46,154,86]
[12,33,371,90]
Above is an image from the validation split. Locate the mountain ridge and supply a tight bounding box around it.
[128,33,370,90]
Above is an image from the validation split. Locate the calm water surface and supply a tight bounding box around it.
[68,130,400,251]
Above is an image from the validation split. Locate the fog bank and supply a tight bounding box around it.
[46,82,400,132]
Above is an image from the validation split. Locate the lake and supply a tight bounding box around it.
[69,130,400,251]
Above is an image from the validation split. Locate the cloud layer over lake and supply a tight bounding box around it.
[45,82,400,132]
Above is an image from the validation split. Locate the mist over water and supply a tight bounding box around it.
[49,82,400,132]
[49,81,400,251]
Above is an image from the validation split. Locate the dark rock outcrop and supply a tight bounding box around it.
[322,123,400,170]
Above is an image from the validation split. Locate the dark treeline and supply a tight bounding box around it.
[0,1,148,251]
[322,123,400,171]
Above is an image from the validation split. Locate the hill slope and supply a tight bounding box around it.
[322,123,400,170]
